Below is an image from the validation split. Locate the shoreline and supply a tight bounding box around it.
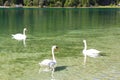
[0,6,120,8]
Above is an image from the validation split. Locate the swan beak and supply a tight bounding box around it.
[56,46,58,49]
[24,28,27,31]
[55,46,59,51]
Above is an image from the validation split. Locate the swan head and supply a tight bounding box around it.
[83,40,86,43]
[52,45,58,50]
[24,28,27,31]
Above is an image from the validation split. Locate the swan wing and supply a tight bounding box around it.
[12,33,26,40]
[39,59,53,66]
[88,49,100,53]
[86,49,100,58]
[39,59,56,67]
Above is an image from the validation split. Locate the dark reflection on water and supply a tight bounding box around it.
[0,8,120,36]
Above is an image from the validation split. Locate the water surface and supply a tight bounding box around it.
[0,8,120,80]
[0,8,120,37]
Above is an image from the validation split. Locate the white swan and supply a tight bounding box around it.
[82,40,100,65]
[39,45,58,78]
[12,28,27,47]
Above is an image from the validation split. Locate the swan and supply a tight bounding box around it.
[82,40,100,65]
[39,45,58,78]
[12,28,27,47]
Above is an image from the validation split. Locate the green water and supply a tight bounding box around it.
[0,8,120,80]
[0,8,120,36]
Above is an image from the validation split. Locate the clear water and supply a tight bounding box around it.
[0,8,120,80]
[0,8,120,36]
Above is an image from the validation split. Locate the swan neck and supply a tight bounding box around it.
[23,29,26,35]
[52,48,56,62]
[84,41,87,50]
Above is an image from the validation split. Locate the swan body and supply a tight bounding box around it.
[83,49,100,58]
[12,28,27,47]
[12,34,26,40]
[39,59,56,68]
[82,40,100,65]
[39,45,58,78]
[12,28,27,41]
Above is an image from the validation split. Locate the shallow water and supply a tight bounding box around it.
[0,8,120,80]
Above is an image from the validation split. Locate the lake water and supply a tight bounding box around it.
[0,8,120,80]
[0,8,120,36]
